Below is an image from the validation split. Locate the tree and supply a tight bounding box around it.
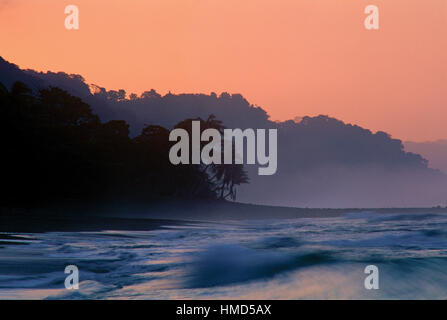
[0,81,248,209]
[173,114,249,200]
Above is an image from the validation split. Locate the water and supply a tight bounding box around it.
[1,211,447,299]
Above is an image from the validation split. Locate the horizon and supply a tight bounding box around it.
[0,0,446,141]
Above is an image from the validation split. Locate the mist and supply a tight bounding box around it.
[2,57,446,208]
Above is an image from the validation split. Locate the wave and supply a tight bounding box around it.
[322,231,447,250]
[343,211,444,222]
[185,244,335,288]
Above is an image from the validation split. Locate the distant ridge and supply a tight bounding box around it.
[2,56,446,208]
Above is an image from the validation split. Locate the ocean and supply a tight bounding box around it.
[1,211,447,299]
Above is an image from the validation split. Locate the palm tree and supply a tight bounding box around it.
[173,114,249,201]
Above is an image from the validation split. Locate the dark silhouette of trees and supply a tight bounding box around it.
[0,81,249,209]
[3,55,443,207]
[173,114,249,201]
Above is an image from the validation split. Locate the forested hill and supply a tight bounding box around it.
[0,81,248,208]
[2,56,446,208]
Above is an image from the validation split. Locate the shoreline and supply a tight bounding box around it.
[2,201,447,233]
[0,214,188,233]
[92,200,447,220]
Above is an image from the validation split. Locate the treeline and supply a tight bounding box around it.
[0,81,248,208]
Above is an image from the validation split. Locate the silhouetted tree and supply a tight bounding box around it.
[173,115,249,200]
[0,81,249,209]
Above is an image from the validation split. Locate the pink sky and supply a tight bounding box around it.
[0,0,446,141]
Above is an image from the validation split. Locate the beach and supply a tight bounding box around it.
[1,203,447,299]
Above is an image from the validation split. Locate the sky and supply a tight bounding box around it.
[0,0,446,141]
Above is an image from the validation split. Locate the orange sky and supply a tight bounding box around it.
[0,0,446,141]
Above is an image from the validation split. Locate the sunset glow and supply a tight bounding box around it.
[0,0,446,141]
